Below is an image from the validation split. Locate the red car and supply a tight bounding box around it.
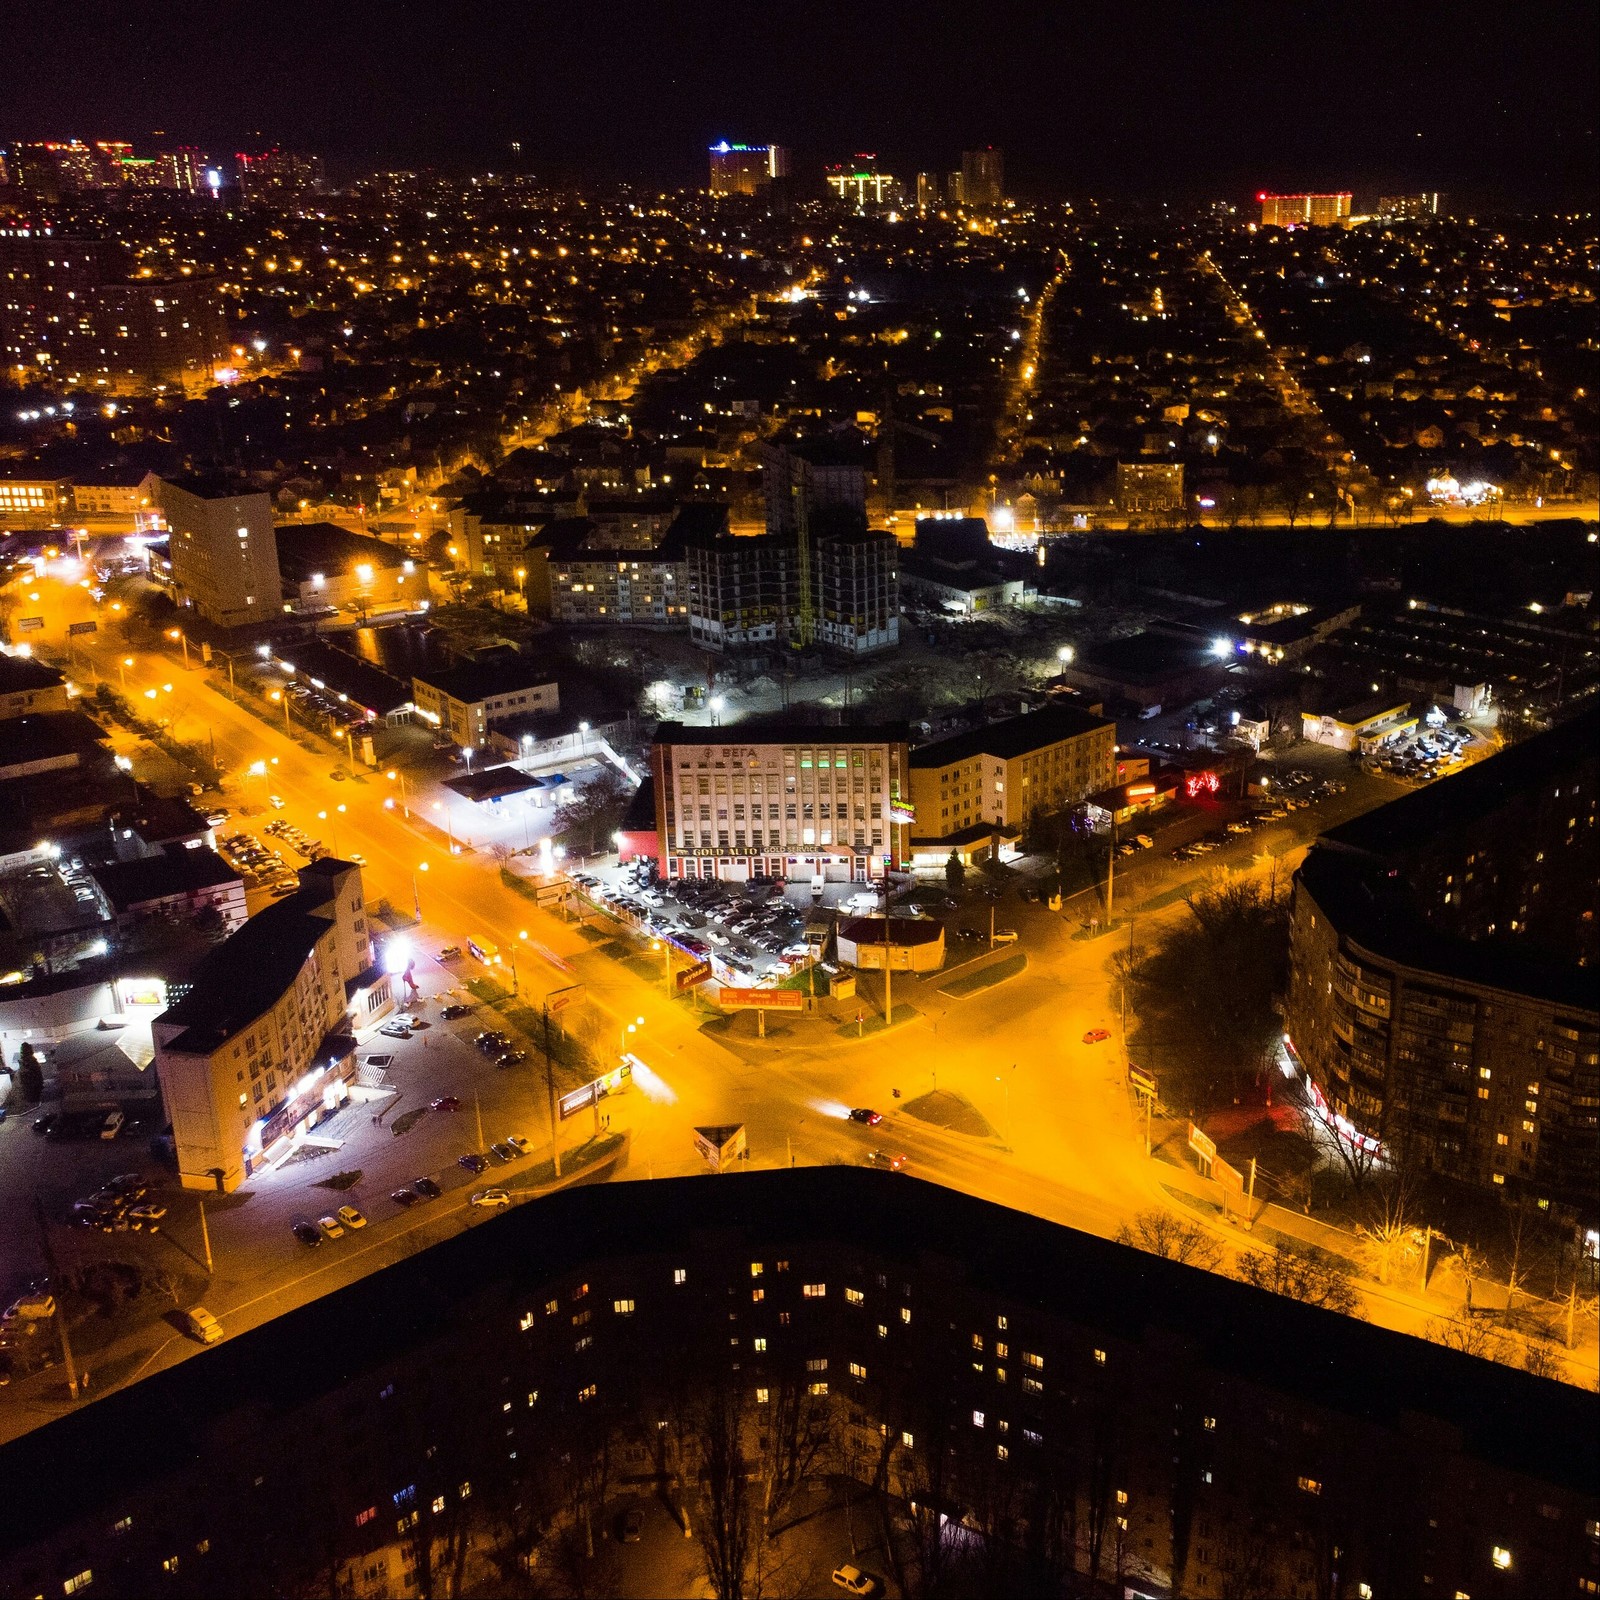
[1082,1029,1111,1045]
[431,1096,461,1112]
[848,1108,883,1126]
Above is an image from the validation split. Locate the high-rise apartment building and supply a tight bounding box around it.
[1285,709,1599,1210]
[1258,191,1352,227]
[652,722,911,883]
[707,141,789,196]
[1376,192,1443,220]
[156,147,209,194]
[961,147,1005,209]
[0,228,107,380]
[915,171,941,210]
[91,275,226,391]
[761,440,868,537]
[157,475,283,629]
[235,148,326,203]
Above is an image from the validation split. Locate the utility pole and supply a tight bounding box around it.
[542,998,565,1178]
[198,1196,213,1274]
[883,951,892,1027]
[1106,815,1117,920]
[474,1091,485,1156]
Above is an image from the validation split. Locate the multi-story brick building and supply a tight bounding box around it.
[152,859,387,1190]
[651,721,911,883]
[906,703,1117,870]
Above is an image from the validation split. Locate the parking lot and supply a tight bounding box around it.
[574,862,823,987]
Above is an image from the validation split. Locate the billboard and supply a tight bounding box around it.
[676,958,713,992]
[717,985,804,1011]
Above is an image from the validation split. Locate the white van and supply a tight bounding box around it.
[100,1110,125,1141]
[183,1307,223,1345]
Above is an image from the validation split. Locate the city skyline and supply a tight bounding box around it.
[0,0,1594,204]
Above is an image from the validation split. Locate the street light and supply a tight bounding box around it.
[167,628,189,669]
[1057,644,1075,668]
[269,690,292,737]
[386,768,411,816]
[577,720,590,755]
[710,694,725,727]
[118,656,133,690]
[461,745,475,775]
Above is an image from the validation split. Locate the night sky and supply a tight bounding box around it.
[8,0,1597,205]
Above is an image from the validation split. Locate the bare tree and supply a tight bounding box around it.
[695,1387,757,1600]
[1521,1337,1565,1382]
[1421,1316,1513,1365]
[1234,1239,1361,1316]
[1357,1175,1421,1287]
[1115,1210,1225,1272]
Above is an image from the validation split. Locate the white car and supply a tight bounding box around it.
[317,1213,345,1238]
[506,1134,533,1154]
[471,1189,512,1209]
[831,1566,882,1597]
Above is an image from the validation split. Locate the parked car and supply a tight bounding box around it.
[458,1153,489,1174]
[391,1187,419,1207]
[431,1096,461,1112]
[832,1566,882,1597]
[1083,1028,1111,1044]
[439,1003,473,1020]
[470,1189,511,1209]
[413,1177,443,1199]
[317,1214,345,1239]
[336,1206,367,1230]
[506,1134,533,1155]
[292,1220,323,1247]
[183,1306,223,1345]
[990,927,1019,945]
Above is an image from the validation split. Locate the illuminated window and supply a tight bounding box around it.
[113,1518,132,1535]
[65,1573,94,1595]
[803,1283,826,1298]
[673,1269,686,1285]
[972,1333,985,1352]
[845,1287,864,1306]
[613,1299,635,1315]
[750,1261,764,1277]
[901,1430,914,1448]
[1116,1489,1128,1505]
[1298,1477,1322,1495]
[162,1556,180,1574]
[355,1507,376,1527]
[1023,1351,1044,1370]
[900,1307,911,1324]
[753,1337,767,1353]
[752,1288,765,1303]
[578,1384,597,1403]
[850,1361,867,1380]
[1023,1376,1043,1395]
[1492,1546,1511,1570]
[808,1381,828,1396]
[1092,1348,1106,1365]
[997,1444,1009,1461]
[519,1312,534,1331]
[806,1358,828,1373]
[756,1387,770,1403]
[432,1496,446,1514]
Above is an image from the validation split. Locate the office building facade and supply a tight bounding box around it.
[651,721,910,882]
[158,476,283,629]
